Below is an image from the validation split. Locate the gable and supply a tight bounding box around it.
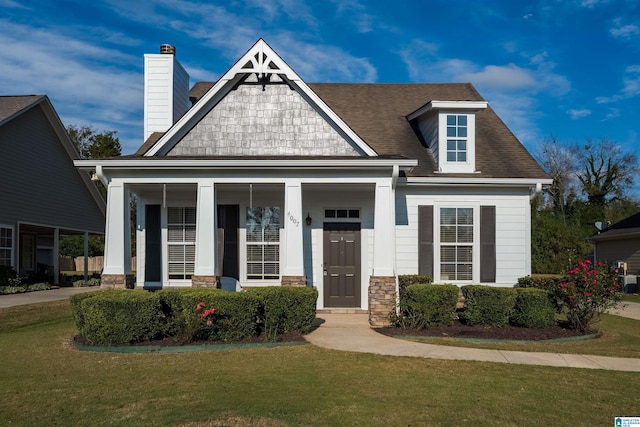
[167,74,360,157]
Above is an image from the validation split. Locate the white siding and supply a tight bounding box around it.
[395,186,531,286]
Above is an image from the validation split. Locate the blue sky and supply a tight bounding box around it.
[1,0,639,166]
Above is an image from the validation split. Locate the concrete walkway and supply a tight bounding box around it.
[0,286,100,308]
[306,303,640,372]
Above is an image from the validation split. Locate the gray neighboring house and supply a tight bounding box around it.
[590,211,640,278]
[0,95,105,283]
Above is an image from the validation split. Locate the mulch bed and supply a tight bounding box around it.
[376,320,594,341]
[74,332,306,348]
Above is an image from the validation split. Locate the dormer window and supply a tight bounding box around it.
[446,115,467,162]
[407,100,487,174]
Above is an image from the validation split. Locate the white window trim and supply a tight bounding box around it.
[438,112,476,173]
[0,225,14,268]
[433,204,480,284]
[165,206,197,285]
[241,206,282,285]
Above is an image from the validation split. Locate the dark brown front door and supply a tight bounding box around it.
[323,223,361,307]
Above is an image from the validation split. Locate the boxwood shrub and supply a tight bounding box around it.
[516,276,562,292]
[246,286,318,341]
[398,274,433,301]
[393,284,458,329]
[510,288,556,328]
[73,290,164,345]
[158,288,260,343]
[461,285,517,326]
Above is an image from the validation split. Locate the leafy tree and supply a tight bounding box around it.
[59,235,105,258]
[536,138,577,219]
[67,125,121,159]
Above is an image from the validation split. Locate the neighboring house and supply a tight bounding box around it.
[75,40,551,324]
[590,211,640,276]
[0,95,105,283]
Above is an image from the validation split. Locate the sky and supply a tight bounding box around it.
[1,0,639,168]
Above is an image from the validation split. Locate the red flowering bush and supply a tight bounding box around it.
[552,260,622,332]
[196,301,216,326]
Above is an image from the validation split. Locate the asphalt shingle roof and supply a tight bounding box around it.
[0,95,44,125]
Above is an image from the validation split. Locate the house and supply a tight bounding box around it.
[590,211,640,291]
[74,40,551,325]
[0,95,106,283]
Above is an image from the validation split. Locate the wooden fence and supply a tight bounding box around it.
[59,256,137,272]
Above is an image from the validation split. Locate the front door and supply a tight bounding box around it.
[323,223,361,307]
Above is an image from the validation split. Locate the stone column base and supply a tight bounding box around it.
[281,275,307,286]
[101,274,135,289]
[191,275,221,288]
[368,276,397,327]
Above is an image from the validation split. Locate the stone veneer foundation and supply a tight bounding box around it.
[191,275,221,288]
[368,276,396,327]
[101,274,135,289]
[281,276,307,286]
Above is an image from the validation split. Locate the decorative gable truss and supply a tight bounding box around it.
[144,39,378,158]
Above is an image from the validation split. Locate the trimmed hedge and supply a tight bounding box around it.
[461,285,517,326]
[516,276,562,292]
[158,289,259,343]
[397,284,459,328]
[398,274,433,301]
[71,290,164,345]
[71,286,319,345]
[510,288,556,328]
[246,286,318,341]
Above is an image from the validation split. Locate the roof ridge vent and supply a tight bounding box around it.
[160,44,176,55]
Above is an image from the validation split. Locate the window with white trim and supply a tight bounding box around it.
[0,226,13,267]
[446,115,467,162]
[440,208,473,281]
[167,207,196,280]
[246,207,280,280]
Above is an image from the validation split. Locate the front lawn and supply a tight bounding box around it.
[621,293,640,304]
[0,300,638,426]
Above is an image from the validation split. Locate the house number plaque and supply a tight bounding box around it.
[287,211,300,227]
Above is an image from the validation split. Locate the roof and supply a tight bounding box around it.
[0,95,46,126]
[134,81,547,179]
[590,211,640,241]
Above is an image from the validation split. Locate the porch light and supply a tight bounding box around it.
[305,212,312,226]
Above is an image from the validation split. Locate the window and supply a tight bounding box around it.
[167,207,196,280]
[0,226,13,267]
[446,115,467,162]
[246,207,280,280]
[324,209,360,219]
[440,208,473,281]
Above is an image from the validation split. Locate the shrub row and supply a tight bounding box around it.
[0,282,52,295]
[461,285,555,328]
[390,284,459,329]
[516,276,562,292]
[70,286,318,346]
[397,274,433,301]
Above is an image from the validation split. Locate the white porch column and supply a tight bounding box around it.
[282,180,305,285]
[53,228,59,285]
[193,181,218,287]
[102,181,132,288]
[372,179,396,277]
[83,231,89,281]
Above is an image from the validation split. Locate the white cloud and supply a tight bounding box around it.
[461,64,536,90]
[567,109,592,119]
[627,65,640,73]
[596,64,640,104]
[604,108,621,120]
[610,18,640,39]
[580,0,610,8]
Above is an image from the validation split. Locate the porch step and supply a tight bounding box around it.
[317,309,368,314]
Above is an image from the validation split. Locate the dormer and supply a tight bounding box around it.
[408,100,488,173]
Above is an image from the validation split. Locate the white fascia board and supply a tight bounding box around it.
[74,158,417,170]
[144,39,378,157]
[401,177,553,187]
[407,100,488,121]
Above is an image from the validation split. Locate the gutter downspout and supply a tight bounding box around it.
[530,182,542,201]
[391,164,400,314]
[95,165,108,187]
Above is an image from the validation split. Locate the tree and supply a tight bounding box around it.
[67,125,121,159]
[536,138,577,219]
[574,138,638,223]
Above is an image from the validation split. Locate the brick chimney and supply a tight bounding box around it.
[143,44,190,141]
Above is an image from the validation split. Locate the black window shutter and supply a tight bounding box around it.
[418,205,434,277]
[480,205,496,283]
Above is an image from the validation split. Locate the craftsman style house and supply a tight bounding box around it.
[75,39,550,323]
[1,95,105,283]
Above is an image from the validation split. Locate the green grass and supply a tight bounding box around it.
[1,301,639,426]
[621,293,640,303]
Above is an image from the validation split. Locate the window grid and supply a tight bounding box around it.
[0,227,13,267]
[167,207,196,280]
[440,208,473,281]
[246,207,281,280]
[446,115,468,162]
